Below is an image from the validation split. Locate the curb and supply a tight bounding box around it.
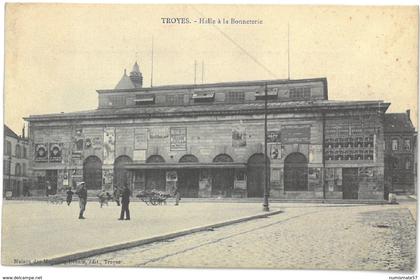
[31,209,282,266]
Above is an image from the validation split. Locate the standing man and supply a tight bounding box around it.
[118,184,131,220]
[75,182,88,219]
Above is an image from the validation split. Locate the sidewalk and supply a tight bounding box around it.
[1,200,281,265]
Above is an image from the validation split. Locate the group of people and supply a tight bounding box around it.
[64,182,131,220]
[63,182,181,220]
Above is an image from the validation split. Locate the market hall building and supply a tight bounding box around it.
[25,62,390,200]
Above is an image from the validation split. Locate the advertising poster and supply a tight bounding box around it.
[269,143,282,160]
[49,143,63,162]
[166,171,178,182]
[34,143,48,162]
[267,130,281,143]
[232,126,246,148]
[74,128,84,151]
[170,127,187,151]
[103,127,115,164]
[133,150,146,161]
[149,128,169,140]
[134,128,148,150]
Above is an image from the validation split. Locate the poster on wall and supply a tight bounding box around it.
[232,127,246,148]
[74,128,84,151]
[49,143,63,162]
[134,128,148,150]
[34,143,48,162]
[170,127,187,151]
[85,136,102,150]
[281,125,311,144]
[269,144,282,160]
[267,130,281,143]
[166,171,178,182]
[149,128,169,140]
[103,128,115,164]
[133,150,146,161]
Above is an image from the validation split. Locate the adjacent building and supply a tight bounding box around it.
[384,111,417,195]
[24,62,393,201]
[3,125,30,197]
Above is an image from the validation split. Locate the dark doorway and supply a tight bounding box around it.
[114,155,132,188]
[178,154,200,197]
[83,156,103,190]
[178,169,199,197]
[247,153,270,197]
[212,154,234,197]
[342,168,359,199]
[284,153,308,191]
[46,170,58,194]
[145,155,166,191]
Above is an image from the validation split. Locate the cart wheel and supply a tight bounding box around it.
[150,199,158,206]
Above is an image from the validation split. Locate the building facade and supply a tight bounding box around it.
[3,125,30,197]
[25,63,390,200]
[384,111,417,195]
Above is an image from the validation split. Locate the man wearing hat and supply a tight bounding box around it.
[75,182,88,219]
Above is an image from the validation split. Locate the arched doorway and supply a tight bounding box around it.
[247,153,270,197]
[146,155,166,191]
[114,155,132,188]
[83,156,103,190]
[178,154,199,198]
[284,152,308,191]
[212,154,234,197]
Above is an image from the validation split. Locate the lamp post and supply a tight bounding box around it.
[8,155,12,195]
[263,83,270,212]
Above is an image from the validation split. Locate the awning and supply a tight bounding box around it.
[124,162,247,170]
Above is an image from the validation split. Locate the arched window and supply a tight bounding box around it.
[213,154,234,162]
[391,139,399,151]
[146,155,165,163]
[15,163,21,176]
[15,144,21,158]
[179,154,199,163]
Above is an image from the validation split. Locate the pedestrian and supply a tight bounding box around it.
[75,182,88,219]
[173,185,181,206]
[118,184,131,220]
[97,190,107,208]
[66,187,74,206]
[113,187,121,206]
[46,180,51,197]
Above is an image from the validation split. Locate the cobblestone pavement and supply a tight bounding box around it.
[72,203,416,271]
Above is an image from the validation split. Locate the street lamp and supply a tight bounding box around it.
[263,83,270,212]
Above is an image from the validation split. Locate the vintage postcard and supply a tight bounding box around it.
[1,3,418,274]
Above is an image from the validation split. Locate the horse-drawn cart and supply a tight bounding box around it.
[136,190,171,205]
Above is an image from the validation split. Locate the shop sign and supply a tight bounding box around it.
[170,127,187,151]
[149,128,169,140]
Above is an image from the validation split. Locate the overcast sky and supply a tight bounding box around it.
[4,4,418,133]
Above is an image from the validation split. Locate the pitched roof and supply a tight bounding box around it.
[4,125,19,138]
[384,113,415,133]
[114,71,136,90]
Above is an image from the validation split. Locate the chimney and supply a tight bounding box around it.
[406,109,411,120]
